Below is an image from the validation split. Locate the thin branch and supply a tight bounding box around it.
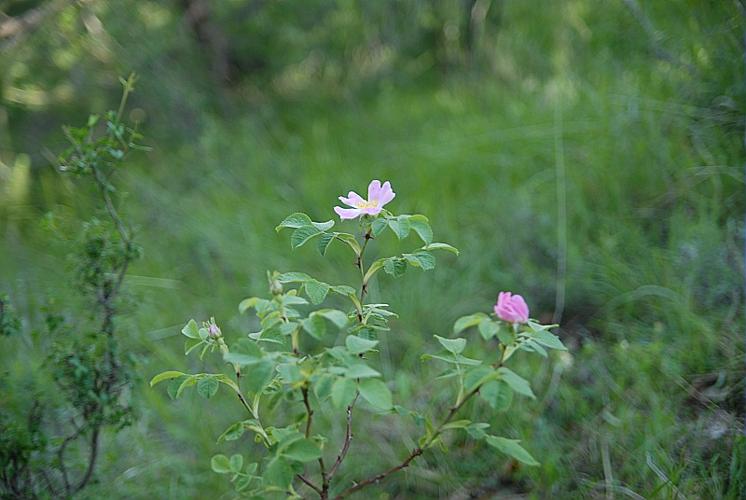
[297,474,322,495]
[73,426,100,493]
[327,393,358,480]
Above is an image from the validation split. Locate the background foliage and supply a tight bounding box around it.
[1,0,744,498]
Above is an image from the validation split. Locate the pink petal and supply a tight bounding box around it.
[334,206,363,220]
[339,191,365,207]
[361,205,383,216]
[376,181,395,205]
[367,180,382,202]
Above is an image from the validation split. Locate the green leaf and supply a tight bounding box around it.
[314,309,349,329]
[176,375,198,398]
[311,220,335,231]
[302,315,326,339]
[276,212,312,231]
[498,367,535,398]
[422,353,482,366]
[150,370,186,387]
[314,374,335,400]
[291,225,323,248]
[383,257,407,277]
[478,320,499,340]
[277,272,312,283]
[345,335,379,354]
[283,438,322,462]
[464,365,495,391]
[264,456,294,488]
[344,363,381,379]
[239,297,269,314]
[304,279,330,304]
[434,334,466,354]
[388,215,412,239]
[359,378,393,410]
[197,377,219,399]
[466,422,490,440]
[371,217,388,237]
[485,436,539,466]
[530,328,567,351]
[242,359,275,395]
[363,258,386,283]
[408,214,433,244]
[403,251,435,271]
[423,242,459,255]
[217,422,245,442]
[277,363,303,384]
[440,419,472,432]
[181,319,200,339]
[317,232,335,255]
[211,454,232,474]
[480,380,513,411]
[331,377,357,408]
[319,232,361,256]
[453,313,488,334]
[230,454,244,473]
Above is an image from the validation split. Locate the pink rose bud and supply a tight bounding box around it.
[207,319,221,338]
[494,292,529,324]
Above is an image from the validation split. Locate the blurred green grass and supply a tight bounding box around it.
[1,1,745,498]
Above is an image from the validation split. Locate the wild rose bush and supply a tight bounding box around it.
[151,180,565,498]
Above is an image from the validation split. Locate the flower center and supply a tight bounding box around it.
[355,199,379,209]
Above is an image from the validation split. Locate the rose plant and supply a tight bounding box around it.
[151,179,565,498]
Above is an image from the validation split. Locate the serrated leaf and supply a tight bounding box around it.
[331,377,357,408]
[211,454,232,474]
[358,378,392,410]
[478,320,499,340]
[276,212,312,232]
[434,334,466,354]
[480,380,513,411]
[422,353,482,366]
[453,313,488,334]
[344,363,381,379]
[239,297,268,314]
[383,257,407,277]
[440,419,471,432]
[408,214,433,244]
[387,216,411,239]
[264,456,294,488]
[345,335,379,354]
[181,319,200,339]
[283,438,322,462]
[277,272,312,283]
[302,315,326,339]
[314,309,349,329]
[176,375,198,398]
[371,217,388,237]
[423,242,459,255]
[304,280,330,304]
[311,220,335,231]
[403,251,436,271]
[197,377,219,398]
[291,225,323,248]
[485,436,539,466]
[498,367,535,398]
[531,328,567,350]
[150,370,187,387]
[230,454,244,472]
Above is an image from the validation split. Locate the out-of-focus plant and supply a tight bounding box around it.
[0,74,144,498]
[152,179,565,498]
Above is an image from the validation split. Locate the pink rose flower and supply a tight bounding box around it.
[494,292,529,324]
[334,180,395,220]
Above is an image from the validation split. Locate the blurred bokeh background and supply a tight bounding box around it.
[1,0,745,498]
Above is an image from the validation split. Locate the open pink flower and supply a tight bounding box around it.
[494,292,529,324]
[334,180,395,220]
